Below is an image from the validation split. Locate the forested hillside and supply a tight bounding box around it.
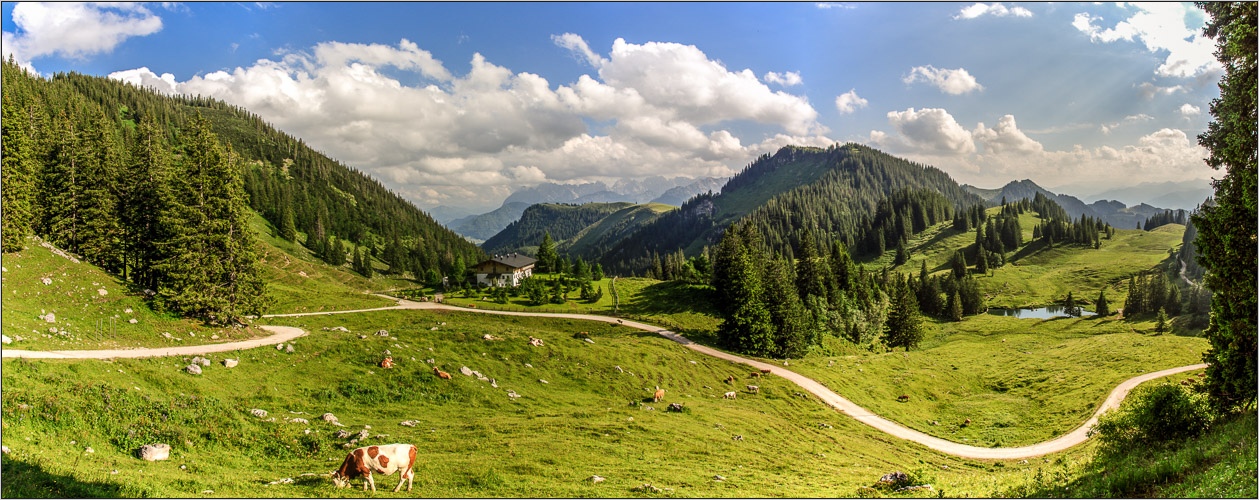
[0,60,482,320]
[481,202,637,255]
[599,144,986,275]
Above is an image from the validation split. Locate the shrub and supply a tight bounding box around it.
[1091,383,1211,456]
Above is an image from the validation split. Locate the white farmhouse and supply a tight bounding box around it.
[473,254,537,287]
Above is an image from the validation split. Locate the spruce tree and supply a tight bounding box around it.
[1063,291,1080,317]
[1,88,37,252]
[122,118,173,288]
[1096,289,1111,317]
[1155,307,1169,333]
[947,290,964,321]
[884,278,924,351]
[278,195,297,242]
[536,231,557,273]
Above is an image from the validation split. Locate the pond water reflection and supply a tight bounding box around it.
[987,305,1096,319]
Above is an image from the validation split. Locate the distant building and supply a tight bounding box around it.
[473,254,537,287]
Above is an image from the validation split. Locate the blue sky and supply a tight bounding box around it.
[3,2,1222,212]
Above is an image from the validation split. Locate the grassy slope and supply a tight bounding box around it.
[865,209,1184,308]
[1,309,1082,498]
[0,237,266,351]
[250,212,398,314]
[788,314,1206,447]
[565,203,676,257]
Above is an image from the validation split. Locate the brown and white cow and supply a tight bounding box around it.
[332,443,417,492]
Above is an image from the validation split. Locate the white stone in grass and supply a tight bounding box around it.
[138,443,170,461]
[590,475,605,484]
[277,343,285,350]
[285,344,295,354]
[399,420,417,427]
[1,335,10,345]
[251,409,269,418]
[98,288,107,296]
[128,318,137,324]
[185,364,202,375]
[291,418,309,424]
[460,366,473,376]
[41,277,51,285]
[40,313,55,323]
[124,308,133,314]
[223,359,239,368]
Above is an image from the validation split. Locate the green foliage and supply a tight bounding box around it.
[1091,383,1212,456]
[536,231,558,274]
[883,278,924,351]
[1095,289,1110,316]
[1192,1,1258,413]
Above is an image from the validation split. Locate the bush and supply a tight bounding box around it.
[1091,383,1211,455]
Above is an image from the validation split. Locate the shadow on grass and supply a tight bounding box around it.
[621,281,718,316]
[1,455,126,498]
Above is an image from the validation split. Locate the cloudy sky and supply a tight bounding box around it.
[2,2,1222,213]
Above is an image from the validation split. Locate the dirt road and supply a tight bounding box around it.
[4,296,1206,459]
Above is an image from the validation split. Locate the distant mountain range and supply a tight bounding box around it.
[446,176,726,241]
[962,179,1181,230]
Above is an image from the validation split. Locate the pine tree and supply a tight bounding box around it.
[154,115,267,323]
[947,290,964,321]
[884,278,924,351]
[591,263,604,281]
[536,231,557,273]
[278,195,297,242]
[950,250,968,280]
[121,118,173,288]
[894,240,908,266]
[1096,289,1111,317]
[1155,307,1169,333]
[1,87,38,252]
[77,112,126,274]
[794,229,829,303]
[1063,291,1080,317]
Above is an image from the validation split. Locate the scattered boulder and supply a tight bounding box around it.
[2,335,10,345]
[138,443,171,461]
[584,338,595,344]
[632,483,661,493]
[459,366,474,376]
[506,390,521,399]
[185,364,202,375]
[713,475,725,481]
[41,277,52,286]
[128,318,138,324]
[251,409,269,418]
[1,445,9,454]
[124,308,133,314]
[399,420,417,427]
[276,343,285,350]
[98,288,108,296]
[290,418,309,424]
[285,344,295,354]
[335,430,351,439]
[483,334,501,341]
[877,471,909,486]
[375,330,389,337]
[896,485,933,493]
[614,366,624,373]
[321,413,339,423]
[40,313,55,323]
[356,429,370,441]
[223,359,239,368]
[667,403,684,412]
[192,356,211,366]
[589,475,605,484]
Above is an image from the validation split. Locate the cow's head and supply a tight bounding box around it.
[331,472,349,488]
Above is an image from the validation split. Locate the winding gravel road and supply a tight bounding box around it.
[3,296,1206,459]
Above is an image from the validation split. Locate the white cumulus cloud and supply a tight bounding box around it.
[880,107,976,155]
[109,35,830,211]
[954,3,1033,20]
[834,89,868,114]
[1178,103,1201,118]
[903,65,984,95]
[763,71,803,87]
[1072,4,1219,78]
[3,3,163,70]
[973,115,1043,155]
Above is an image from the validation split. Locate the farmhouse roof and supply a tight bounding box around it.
[479,254,537,269]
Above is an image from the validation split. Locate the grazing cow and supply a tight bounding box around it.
[434,367,451,380]
[749,372,761,378]
[725,375,736,384]
[332,444,417,492]
[746,385,759,394]
[380,357,394,369]
[760,369,771,374]
[723,391,737,399]
[653,386,665,403]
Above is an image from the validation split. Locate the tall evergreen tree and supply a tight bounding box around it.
[154,115,266,323]
[121,118,173,288]
[1194,2,1258,405]
[536,231,558,273]
[1096,289,1111,317]
[884,278,924,351]
[1,87,38,252]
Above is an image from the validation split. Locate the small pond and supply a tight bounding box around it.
[987,305,1096,319]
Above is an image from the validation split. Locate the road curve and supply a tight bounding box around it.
[4,297,1205,459]
[262,297,1209,459]
[1,325,306,359]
